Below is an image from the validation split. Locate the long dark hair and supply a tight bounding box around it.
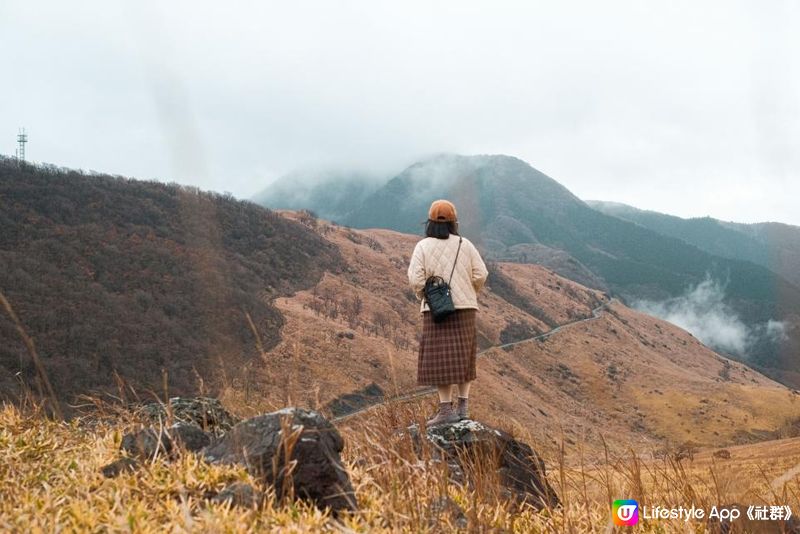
[425,220,459,239]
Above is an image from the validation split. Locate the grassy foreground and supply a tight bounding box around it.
[2,399,799,533]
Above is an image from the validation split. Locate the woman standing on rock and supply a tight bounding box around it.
[407,199,489,426]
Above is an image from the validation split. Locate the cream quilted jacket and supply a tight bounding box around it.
[407,235,489,313]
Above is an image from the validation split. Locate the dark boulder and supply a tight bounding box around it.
[101,457,138,478]
[410,419,559,510]
[120,422,210,460]
[121,427,172,459]
[203,408,356,514]
[101,397,218,480]
[137,397,238,437]
[168,422,211,452]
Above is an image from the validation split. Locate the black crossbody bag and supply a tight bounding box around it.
[423,236,463,323]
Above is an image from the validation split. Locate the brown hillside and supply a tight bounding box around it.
[231,212,797,456]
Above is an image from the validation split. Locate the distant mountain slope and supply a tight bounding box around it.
[726,220,800,290]
[338,154,800,372]
[587,200,800,288]
[250,214,798,454]
[0,159,343,405]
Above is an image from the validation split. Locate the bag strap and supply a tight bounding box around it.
[447,236,463,286]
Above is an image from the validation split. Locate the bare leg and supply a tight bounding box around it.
[456,381,472,398]
[437,385,453,403]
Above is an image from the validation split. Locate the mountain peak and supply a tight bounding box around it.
[342,153,585,234]
[255,153,582,228]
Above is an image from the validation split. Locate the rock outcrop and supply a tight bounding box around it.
[102,399,355,514]
[410,419,559,510]
[101,457,138,478]
[120,427,171,460]
[137,397,238,437]
[120,422,211,460]
[203,407,356,514]
[103,421,212,477]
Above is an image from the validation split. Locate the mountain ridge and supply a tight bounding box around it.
[278,154,800,377]
[587,199,800,288]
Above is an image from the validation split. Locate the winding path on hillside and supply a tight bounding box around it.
[331,297,615,424]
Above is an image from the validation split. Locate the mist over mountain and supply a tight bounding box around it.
[253,171,381,224]
[633,276,789,359]
[255,154,800,381]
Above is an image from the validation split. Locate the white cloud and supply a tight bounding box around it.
[1,0,798,224]
[764,320,789,343]
[634,276,787,357]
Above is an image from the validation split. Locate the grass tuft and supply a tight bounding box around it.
[2,397,799,532]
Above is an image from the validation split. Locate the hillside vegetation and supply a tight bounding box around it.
[0,159,342,407]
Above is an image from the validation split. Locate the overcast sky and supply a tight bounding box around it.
[1,1,798,224]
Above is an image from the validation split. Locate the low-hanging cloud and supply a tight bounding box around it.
[2,2,799,225]
[633,276,786,357]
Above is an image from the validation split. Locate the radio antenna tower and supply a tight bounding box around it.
[17,128,28,162]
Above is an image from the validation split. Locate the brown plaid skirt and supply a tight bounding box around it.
[417,309,477,386]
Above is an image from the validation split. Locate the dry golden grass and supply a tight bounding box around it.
[4,216,799,531]
[3,397,800,533]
